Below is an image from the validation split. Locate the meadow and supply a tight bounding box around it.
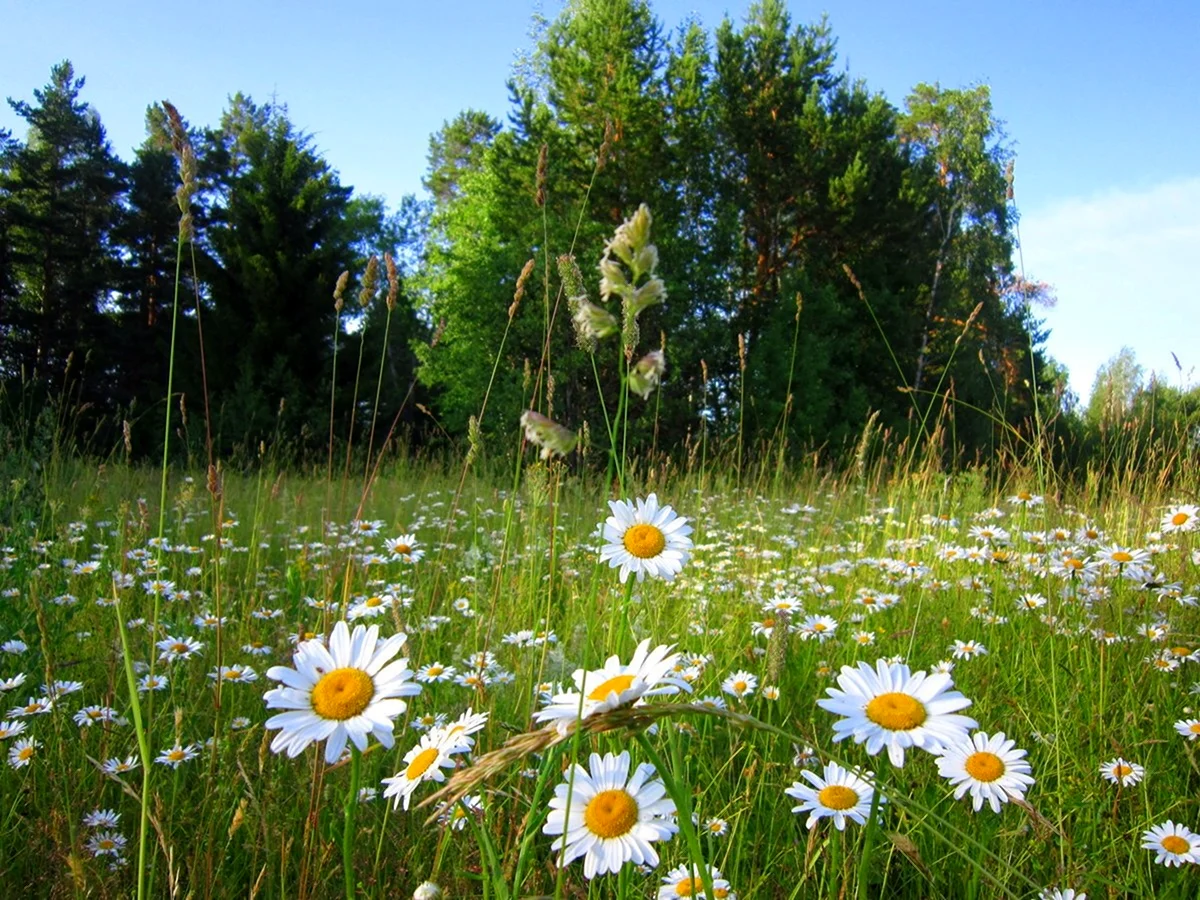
[1,122,1197,898]
[1,443,1198,899]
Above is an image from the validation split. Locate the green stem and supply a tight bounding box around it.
[113,592,154,900]
[634,731,716,900]
[344,745,362,900]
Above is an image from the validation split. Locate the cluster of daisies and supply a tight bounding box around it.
[3,486,1200,896]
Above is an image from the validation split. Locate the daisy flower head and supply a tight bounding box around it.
[785,761,880,831]
[533,639,689,734]
[386,534,424,563]
[7,736,39,768]
[86,830,127,858]
[381,731,456,811]
[1174,718,1200,740]
[83,811,120,830]
[1161,504,1199,534]
[1141,820,1200,866]
[263,620,421,764]
[542,750,678,879]
[155,743,200,768]
[950,639,988,660]
[934,731,1034,813]
[598,493,693,583]
[658,863,735,899]
[1039,889,1086,900]
[721,670,757,700]
[816,658,977,767]
[1099,757,1144,787]
[0,719,27,740]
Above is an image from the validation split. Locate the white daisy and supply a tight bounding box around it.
[816,658,977,767]
[1142,820,1200,866]
[542,750,678,879]
[533,639,689,733]
[934,731,1035,813]
[657,863,735,899]
[1161,504,1199,534]
[381,731,456,811]
[263,620,420,764]
[1039,888,1086,900]
[1098,757,1144,787]
[721,670,757,699]
[785,761,880,830]
[386,534,424,563]
[7,736,39,768]
[598,494,693,583]
[1174,718,1200,740]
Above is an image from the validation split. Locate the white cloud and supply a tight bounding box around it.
[1018,176,1200,403]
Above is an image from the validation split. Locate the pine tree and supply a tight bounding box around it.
[0,62,125,409]
[198,95,356,455]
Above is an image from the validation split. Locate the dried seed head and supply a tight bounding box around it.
[333,271,349,312]
[431,317,447,348]
[385,254,399,311]
[510,259,535,319]
[122,420,133,457]
[738,333,747,372]
[358,256,379,309]
[598,117,614,172]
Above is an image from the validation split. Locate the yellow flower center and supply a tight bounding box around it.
[97,839,115,850]
[1017,491,1033,501]
[1113,764,1132,778]
[762,617,776,628]
[817,784,860,810]
[674,877,698,897]
[865,692,927,731]
[310,668,375,720]
[1111,551,1133,564]
[365,596,383,607]
[1170,647,1191,658]
[427,665,444,676]
[623,523,666,559]
[588,673,635,701]
[405,746,440,781]
[733,680,747,693]
[1065,558,1083,570]
[1190,723,1200,734]
[18,746,34,761]
[1161,834,1190,854]
[1172,512,1190,527]
[168,750,185,761]
[172,643,189,654]
[584,789,639,838]
[964,751,1005,782]
[395,544,411,555]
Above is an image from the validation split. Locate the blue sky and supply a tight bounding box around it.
[3,0,1197,402]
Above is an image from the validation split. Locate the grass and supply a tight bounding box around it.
[0,452,1198,898]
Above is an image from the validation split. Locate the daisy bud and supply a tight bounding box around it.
[412,882,442,900]
[520,411,577,459]
[628,350,666,400]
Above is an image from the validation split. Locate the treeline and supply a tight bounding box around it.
[8,0,1183,477]
[0,63,425,466]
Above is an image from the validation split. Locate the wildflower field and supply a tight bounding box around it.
[2,449,1199,899]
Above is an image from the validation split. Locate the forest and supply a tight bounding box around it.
[1,0,1195,476]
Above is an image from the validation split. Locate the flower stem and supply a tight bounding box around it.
[343,745,362,900]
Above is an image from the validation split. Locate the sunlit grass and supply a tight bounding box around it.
[0,455,1197,898]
